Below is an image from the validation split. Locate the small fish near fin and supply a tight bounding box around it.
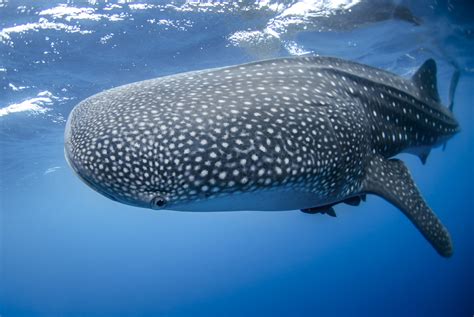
[412,59,441,103]
[301,205,337,217]
[362,156,453,257]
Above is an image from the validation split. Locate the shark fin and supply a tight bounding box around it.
[363,156,453,257]
[419,147,431,165]
[326,207,337,217]
[343,196,362,206]
[444,67,461,150]
[406,145,431,164]
[412,59,440,103]
[301,205,337,217]
[448,68,460,112]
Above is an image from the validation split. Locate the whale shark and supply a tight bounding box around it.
[64,56,459,257]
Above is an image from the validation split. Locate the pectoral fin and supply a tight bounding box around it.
[363,156,453,257]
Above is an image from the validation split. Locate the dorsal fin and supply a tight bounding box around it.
[412,59,440,103]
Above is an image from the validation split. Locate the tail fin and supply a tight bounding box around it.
[443,64,461,150]
[448,67,460,112]
[363,156,453,257]
[412,59,460,151]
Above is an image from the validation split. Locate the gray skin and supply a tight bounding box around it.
[65,56,459,257]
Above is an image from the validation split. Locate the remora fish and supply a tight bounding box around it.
[64,56,460,257]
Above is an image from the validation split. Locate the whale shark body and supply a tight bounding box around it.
[65,56,459,257]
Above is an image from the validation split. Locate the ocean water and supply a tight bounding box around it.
[1,1,473,316]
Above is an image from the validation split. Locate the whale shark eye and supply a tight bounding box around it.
[151,196,167,209]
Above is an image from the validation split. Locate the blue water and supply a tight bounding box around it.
[1,1,473,316]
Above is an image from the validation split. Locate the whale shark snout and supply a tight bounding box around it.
[64,96,162,209]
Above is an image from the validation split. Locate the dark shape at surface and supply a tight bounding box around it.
[392,4,422,26]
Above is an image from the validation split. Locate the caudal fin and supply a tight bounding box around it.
[448,68,461,112]
[362,155,453,257]
[443,64,461,150]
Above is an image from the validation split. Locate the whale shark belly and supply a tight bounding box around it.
[170,187,327,212]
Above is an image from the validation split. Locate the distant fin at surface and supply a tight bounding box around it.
[363,155,453,257]
[412,59,441,103]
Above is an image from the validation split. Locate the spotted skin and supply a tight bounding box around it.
[65,56,459,256]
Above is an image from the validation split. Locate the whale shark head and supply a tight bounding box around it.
[64,81,273,211]
[64,90,178,210]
